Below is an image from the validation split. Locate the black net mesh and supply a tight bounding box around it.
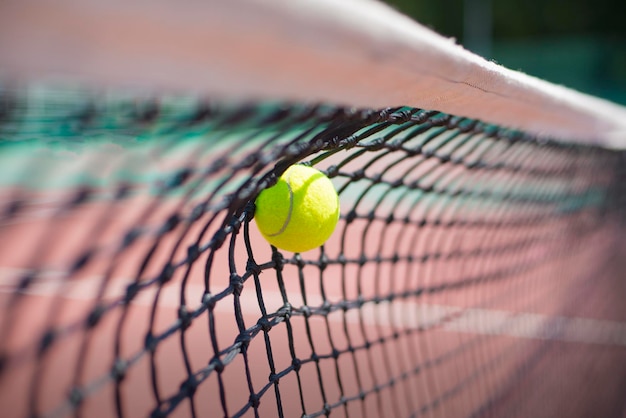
[0,86,625,418]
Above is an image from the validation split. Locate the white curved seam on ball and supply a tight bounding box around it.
[267,176,293,237]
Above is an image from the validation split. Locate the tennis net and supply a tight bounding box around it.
[1,1,626,417]
[0,86,625,418]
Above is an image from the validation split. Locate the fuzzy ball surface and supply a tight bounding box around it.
[255,165,340,253]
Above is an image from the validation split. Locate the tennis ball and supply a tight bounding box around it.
[255,165,340,253]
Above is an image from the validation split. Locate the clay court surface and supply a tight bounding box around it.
[1,191,625,418]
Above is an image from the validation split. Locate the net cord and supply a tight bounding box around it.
[1,0,625,148]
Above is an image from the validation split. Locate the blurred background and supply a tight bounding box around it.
[383,0,626,105]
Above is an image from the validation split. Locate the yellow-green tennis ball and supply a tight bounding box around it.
[255,165,340,253]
